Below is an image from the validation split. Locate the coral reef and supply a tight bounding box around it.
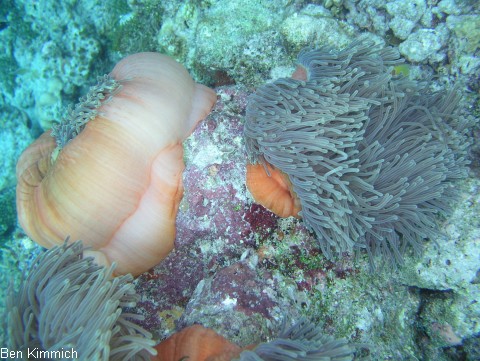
[1,0,120,130]
[398,178,480,358]
[399,27,449,63]
[178,259,286,346]
[157,0,292,85]
[1,0,479,360]
[280,4,356,54]
[0,104,34,192]
[342,0,480,75]
[0,186,16,241]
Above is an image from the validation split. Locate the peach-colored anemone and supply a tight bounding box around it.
[152,325,243,361]
[246,161,302,218]
[245,64,309,220]
[16,53,216,276]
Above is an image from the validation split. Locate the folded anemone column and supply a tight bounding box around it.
[16,53,216,276]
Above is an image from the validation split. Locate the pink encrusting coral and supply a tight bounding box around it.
[175,86,253,251]
[133,86,282,336]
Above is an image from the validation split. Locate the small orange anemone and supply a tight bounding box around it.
[246,161,302,218]
[16,53,216,276]
[152,325,242,361]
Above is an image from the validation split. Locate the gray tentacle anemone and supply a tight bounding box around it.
[5,241,157,361]
[244,39,470,267]
[235,318,355,361]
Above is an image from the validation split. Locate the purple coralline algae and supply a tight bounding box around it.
[176,260,283,346]
[133,85,285,340]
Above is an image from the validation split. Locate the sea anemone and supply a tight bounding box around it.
[244,40,469,266]
[16,52,216,276]
[5,241,157,360]
[152,324,242,361]
[246,161,302,218]
[153,318,354,361]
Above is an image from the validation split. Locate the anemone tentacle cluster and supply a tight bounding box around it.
[5,241,157,360]
[50,74,121,152]
[245,40,469,266]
